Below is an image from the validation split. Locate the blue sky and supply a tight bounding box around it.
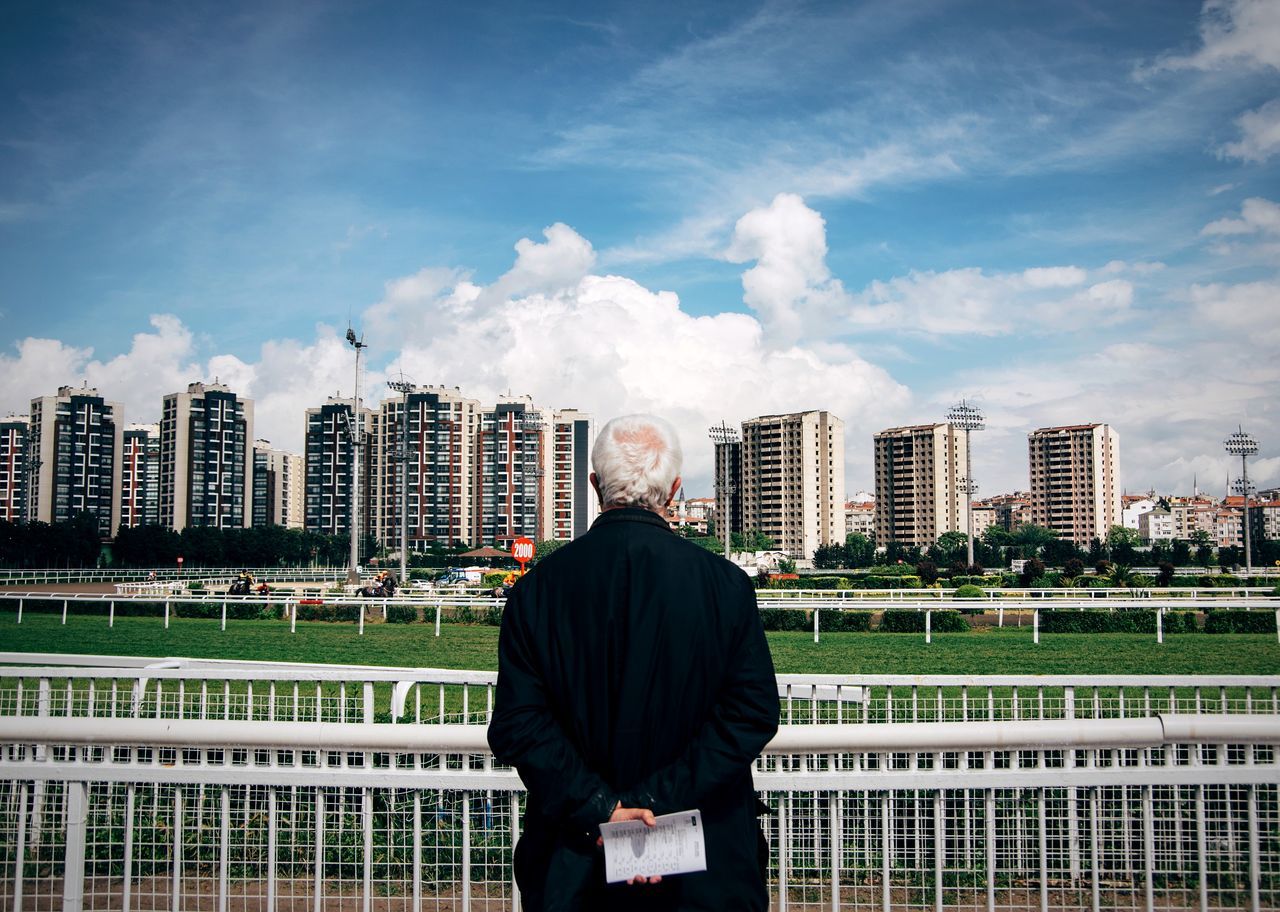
[2,0,1278,497]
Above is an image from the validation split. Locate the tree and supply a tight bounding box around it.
[1156,562,1176,586]
[1013,524,1057,558]
[1043,537,1082,567]
[1106,525,1141,564]
[812,543,844,569]
[1018,558,1046,587]
[844,533,875,568]
[1170,539,1192,566]
[935,531,968,565]
[731,528,774,552]
[915,561,939,585]
[1064,558,1085,579]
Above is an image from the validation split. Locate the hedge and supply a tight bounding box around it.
[1204,611,1277,634]
[820,610,872,632]
[953,584,985,599]
[175,602,278,621]
[385,605,418,623]
[878,610,969,633]
[295,603,361,622]
[1036,610,1199,634]
[759,607,810,631]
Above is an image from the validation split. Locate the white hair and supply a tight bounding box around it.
[591,414,683,511]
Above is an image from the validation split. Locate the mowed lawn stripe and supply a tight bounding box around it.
[0,614,1277,675]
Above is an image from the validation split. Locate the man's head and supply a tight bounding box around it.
[590,414,683,512]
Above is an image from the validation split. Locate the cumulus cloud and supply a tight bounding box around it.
[1220,98,1280,162]
[724,192,847,343]
[722,194,1134,339]
[375,235,911,489]
[1189,280,1280,343]
[1150,0,1280,73]
[1202,197,1280,235]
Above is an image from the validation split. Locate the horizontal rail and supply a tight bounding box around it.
[4,713,1279,753]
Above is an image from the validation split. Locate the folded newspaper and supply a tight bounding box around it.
[599,810,707,884]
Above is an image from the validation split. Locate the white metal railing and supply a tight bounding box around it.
[0,567,350,585]
[1,707,1277,911]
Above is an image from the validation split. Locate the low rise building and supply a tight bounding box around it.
[1138,507,1175,542]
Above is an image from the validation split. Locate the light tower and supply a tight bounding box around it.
[386,377,414,585]
[708,421,739,560]
[345,328,368,585]
[1224,427,1259,578]
[946,400,985,569]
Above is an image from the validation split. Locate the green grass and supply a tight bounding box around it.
[1,613,1277,675]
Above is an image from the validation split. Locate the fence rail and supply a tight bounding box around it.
[1,707,1277,911]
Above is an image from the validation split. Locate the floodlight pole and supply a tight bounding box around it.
[947,400,985,569]
[708,421,739,561]
[388,379,414,585]
[346,329,368,586]
[1225,427,1259,579]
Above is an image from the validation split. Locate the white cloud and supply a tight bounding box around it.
[370,219,911,490]
[1151,0,1280,73]
[724,192,846,343]
[1189,280,1280,342]
[1220,99,1280,162]
[1202,196,1280,235]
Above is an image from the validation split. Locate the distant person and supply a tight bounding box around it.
[489,414,779,910]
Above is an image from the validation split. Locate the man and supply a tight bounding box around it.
[488,414,780,911]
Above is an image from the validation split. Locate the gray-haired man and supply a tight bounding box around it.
[489,414,779,910]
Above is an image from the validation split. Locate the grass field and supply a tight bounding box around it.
[2,613,1277,675]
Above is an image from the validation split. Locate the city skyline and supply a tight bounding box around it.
[2,1,1278,498]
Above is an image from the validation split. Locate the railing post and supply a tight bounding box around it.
[16,598,22,624]
[61,781,88,912]
[1033,608,1039,644]
[13,781,27,911]
[998,605,1003,628]
[1156,607,1163,645]
[925,610,932,645]
[221,600,227,632]
[109,600,115,628]
[61,599,68,625]
[164,599,170,629]
[359,604,365,636]
[219,787,230,912]
[813,609,820,644]
[290,600,296,634]
[435,601,442,638]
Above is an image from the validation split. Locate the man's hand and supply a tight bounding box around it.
[599,802,663,885]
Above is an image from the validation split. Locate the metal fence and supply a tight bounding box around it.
[0,658,1277,910]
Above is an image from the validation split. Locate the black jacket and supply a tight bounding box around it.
[488,507,780,911]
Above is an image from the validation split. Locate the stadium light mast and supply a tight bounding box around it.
[345,328,368,586]
[387,377,415,585]
[708,421,739,561]
[1224,427,1259,579]
[946,400,985,569]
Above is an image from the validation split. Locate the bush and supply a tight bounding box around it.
[1204,611,1277,634]
[175,601,273,620]
[1038,610,1157,634]
[759,607,810,631]
[806,576,853,590]
[820,610,872,632]
[860,574,923,590]
[483,572,510,589]
[878,610,969,633]
[953,584,985,599]
[915,561,939,585]
[295,603,361,622]
[385,604,418,623]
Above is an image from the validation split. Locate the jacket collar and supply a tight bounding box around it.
[591,506,673,532]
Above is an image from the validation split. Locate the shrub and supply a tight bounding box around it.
[1030,574,1058,589]
[758,607,810,631]
[1155,562,1176,586]
[484,604,505,626]
[862,574,922,590]
[1019,559,1046,587]
[483,572,510,589]
[385,605,418,623]
[175,601,272,620]
[1038,610,1157,634]
[820,610,872,632]
[1204,611,1277,634]
[953,584,985,599]
[915,562,939,585]
[295,603,361,622]
[807,576,852,590]
[878,610,969,633]
[1064,558,1085,578]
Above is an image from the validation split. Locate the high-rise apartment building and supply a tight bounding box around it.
[740,410,845,559]
[304,398,377,538]
[872,423,969,548]
[1026,423,1121,546]
[160,383,254,531]
[121,424,160,528]
[475,397,551,547]
[373,386,480,549]
[547,409,595,541]
[0,417,28,522]
[253,440,304,529]
[29,386,123,536]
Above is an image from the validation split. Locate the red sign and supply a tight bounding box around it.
[511,537,535,566]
